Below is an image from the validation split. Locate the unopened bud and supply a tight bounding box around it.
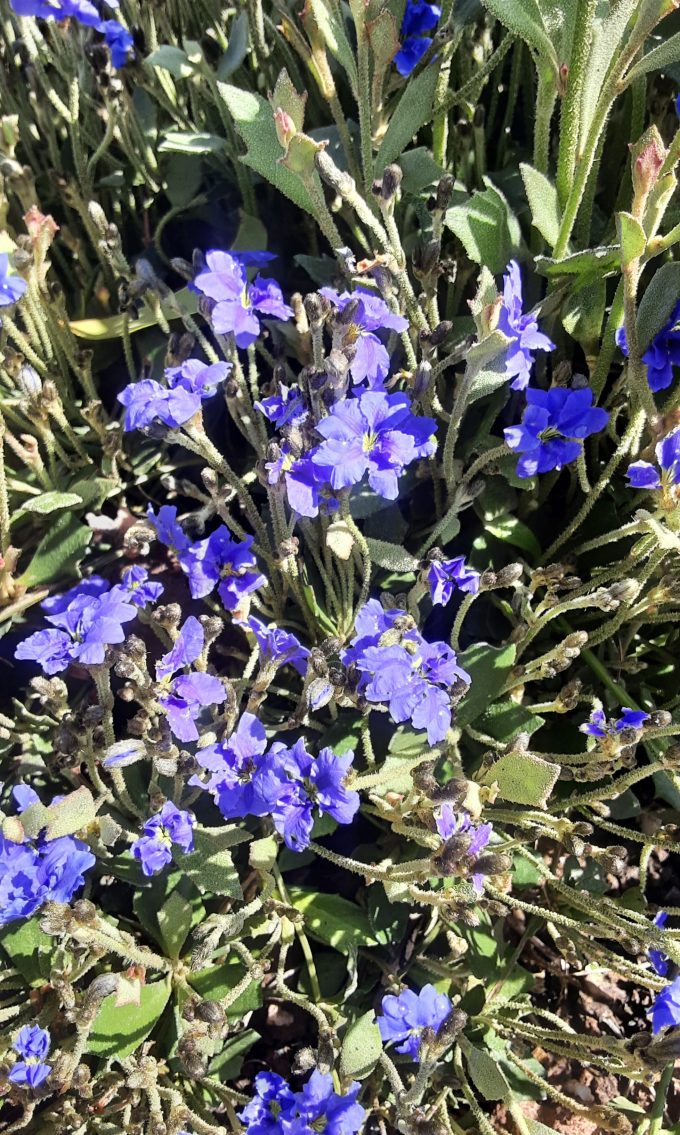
[380,163,402,201]
[435,175,455,212]
[650,710,672,729]
[273,107,296,149]
[413,361,432,398]
[496,563,524,587]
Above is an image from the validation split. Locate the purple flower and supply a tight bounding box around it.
[496,261,555,391]
[9,1025,51,1089]
[342,600,469,745]
[10,0,101,23]
[580,706,649,738]
[651,975,680,1033]
[116,565,164,609]
[650,912,670,978]
[239,1072,297,1135]
[269,743,359,851]
[435,805,492,893]
[0,253,26,308]
[100,18,132,66]
[320,288,409,388]
[0,808,95,927]
[627,428,680,491]
[378,984,452,1060]
[118,360,228,433]
[427,556,480,606]
[504,386,609,478]
[40,576,110,616]
[246,616,310,675]
[255,383,308,429]
[38,836,96,904]
[266,446,328,519]
[156,617,225,742]
[617,302,680,392]
[184,528,266,613]
[312,391,437,500]
[146,504,192,556]
[239,1070,364,1135]
[132,802,195,877]
[192,250,293,349]
[192,713,284,820]
[15,588,137,673]
[395,35,432,75]
[394,1,440,76]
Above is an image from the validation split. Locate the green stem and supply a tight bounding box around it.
[555,0,597,207]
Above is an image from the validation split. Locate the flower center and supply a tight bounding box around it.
[362,430,378,453]
[538,427,561,442]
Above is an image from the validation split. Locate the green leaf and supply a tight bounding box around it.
[159,131,226,154]
[561,279,606,349]
[43,786,97,840]
[157,880,204,960]
[145,45,196,78]
[190,957,263,1017]
[308,0,358,93]
[0,917,54,986]
[627,29,680,83]
[209,1028,259,1077]
[218,83,320,218]
[456,643,517,726]
[534,245,620,279]
[445,181,522,275]
[464,1042,512,1102]
[180,825,247,898]
[483,750,560,808]
[486,514,540,558]
[20,491,84,516]
[520,163,561,248]
[365,537,420,572]
[70,286,199,340]
[288,889,378,953]
[217,12,249,80]
[340,1012,383,1079]
[87,979,171,1059]
[478,701,545,743]
[578,1,637,147]
[637,261,680,351]
[375,64,440,172]
[478,0,558,73]
[19,512,92,588]
[398,147,446,195]
[617,211,647,268]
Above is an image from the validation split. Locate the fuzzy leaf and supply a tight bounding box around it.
[465,1043,512,1101]
[520,163,561,248]
[375,64,440,172]
[217,12,249,79]
[484,750,560,808]
[190,958,263,1016]
[478,701,545,742]
[617,211,647,268]
[456,643,517,726]
[87,979,171,1059]
[365,538,420,572]
[534,245,621,279]
[145,45,196,78]
[478,0,558,72]
[0,918,54,986]
[627,29,680,83]
[21,491,84,516]
[19,512,92,588]
[445,182,522,274]
[308,0,358,92]
[44,787,97,841]
[180,826,248,898]
[578,1,637,148]
[637,261,680,351]
[486,514,540,558]
[289,889,378,953]
[159,131,227,154]
[340,1012,383,1079]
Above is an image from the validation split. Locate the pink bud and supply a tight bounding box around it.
[273,107,296,150]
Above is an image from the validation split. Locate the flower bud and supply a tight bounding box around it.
[435,175,455,212]
[273,107,297,150]
[413,361,432,398]
[380,163,403,201]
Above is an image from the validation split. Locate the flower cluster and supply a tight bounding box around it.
[132,802,195,877]
[14,570,162,674]
[319,286,410,389]
[156,616,226,742]
[504,387,609,478]
[10,0,133,68]
[147,508,266,617]
[191,713,359,851]
[395,1,440,77]
[497,261,555,391]
[580,706,649,738]
[119,359,231,433]
[649,914,680,1033]
[0,787,95,926]
[9,1025,52,1089]
[617,301,680,392]
[378,984,453,1060]
[192,249,293,348]
[435,804,493,893]
[342,600,469,744]
[240,1070,364,1135]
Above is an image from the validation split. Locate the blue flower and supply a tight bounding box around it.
[118,359,229,432]
[146,504,192,557]
[268,742,360,851]
[9,1025,51,1089]
[580,707,649,738]
[255,383,308,429]
[116,565,164,609]
[184,528,266,614]
[246,616,310,675]
[132,802,195,877]
[427,556,480,606]
[311,391,437,500]
[266,446,329,519]
[435,805,492,893]
[617,302,680,393]
[192,250,293,349]
[394,1,440,76]
[239,1070,364,1135]
[100,18,133,67]
[10,0,101,23]
[496,261,555,391]
[319,287,409,388]
[0,252,26,309]
[627,427,680,492]
[15,587,137,673]
[650,912,670,978]
[651,975,680,1033]
[378,984,452,1060]
[192,713,283,820]
[504,387,609,478]
[342,600,469,745]
[156,617,225,742]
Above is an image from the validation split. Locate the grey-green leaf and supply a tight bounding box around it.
[289,889,378,953]
[456,643,517,726]
[308,0,358,93]
[483,750,560,807]
[340,1012,383,1079]
[365,537,420,573]
[19,512,92,588]
[217,12,249,79]
[87,979,171,1059]
[159,132,227,154]
[21,491,84,516]
[145,45,196,78]
[445,182,522,274]
[637,261,680,352]
[375,64,440,173]
[180,825,248,898]
[479,0,558,72]
[520,162,561,248]
[465,1042,512,1101]
[625,29,680,85]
